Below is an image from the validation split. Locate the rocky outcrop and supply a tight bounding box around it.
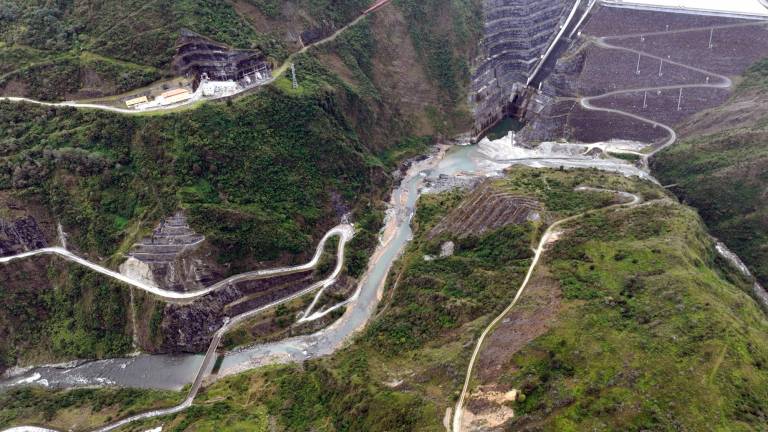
[158,271,315,353]
[172,29,271,85]
[0,216,47,256]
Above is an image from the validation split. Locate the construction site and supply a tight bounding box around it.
[470,0,593,140]
[459,1,768,429]
[119,30,273,110]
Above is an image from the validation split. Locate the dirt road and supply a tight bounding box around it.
[452,188,643,432]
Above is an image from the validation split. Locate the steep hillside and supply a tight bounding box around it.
[0,258,133,370]
[479,188,768,430]
[0,0,257,100]
[0,0,482,372]
[7,168,767,432]
[653,57,768,286]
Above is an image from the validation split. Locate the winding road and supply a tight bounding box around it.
[0,223,352,432]
[574,19,768,160]
[452,15,768,432]
[452,187,644,432]
[0,0,392,116]
[0,224,353,302]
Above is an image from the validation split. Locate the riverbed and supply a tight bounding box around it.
[0,137,675,391]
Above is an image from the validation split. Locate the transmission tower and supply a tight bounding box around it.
[291,63,298,89]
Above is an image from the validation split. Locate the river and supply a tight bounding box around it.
[0,135,744,392]
[0,143,454,391]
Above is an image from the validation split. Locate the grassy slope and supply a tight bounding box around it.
[507,199,768,430]
[0,387,183,431]
[0,168,670,431]
[653,58,768,286]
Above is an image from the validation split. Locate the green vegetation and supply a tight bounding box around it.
[493,167,663,215]
[0,0,270,100]
[396,0,481,107]
[0,259,132,372]
[654,57,768,286]
[0,53,161,101]
[738,58,768,93]
[324,19,380,101]
[503,199,768,430]
[0,0,485,376]
[608,151,642,162]
[245,0,371,27]
[0,61,378,269]
[6,168,768,432]
[115,178,539,432]
[0,386,182,431]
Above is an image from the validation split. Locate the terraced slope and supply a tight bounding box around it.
[524,5,768,145]
[429,181,542,239]
[120,212,215,293]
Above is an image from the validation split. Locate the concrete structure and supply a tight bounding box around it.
[160,88,193,105]
[603,0,768,17]
[125,96,149,107]
[470,0,578,139]
[172,29,271,87]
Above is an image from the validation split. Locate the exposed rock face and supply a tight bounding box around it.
[120,212,217,293]
[172,29,271,84]
[471,0,576,135]
[0,216,48,256]
[158,271,315,353]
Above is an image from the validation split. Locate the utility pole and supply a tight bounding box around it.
[708,28,714,49]
[658,59,664,77]
[677,88,683,111]
[636,53,641,75]
[643,91,648,109]
[291,63,298,89]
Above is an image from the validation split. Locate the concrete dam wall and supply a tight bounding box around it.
[471,0,577,137]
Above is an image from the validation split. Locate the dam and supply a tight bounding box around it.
[470,0,581,140]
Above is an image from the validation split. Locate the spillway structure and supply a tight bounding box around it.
[470,0,578,139]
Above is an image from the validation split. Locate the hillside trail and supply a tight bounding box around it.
[0,0,393,115]
[452,187,646,432]
[452,17,768,432]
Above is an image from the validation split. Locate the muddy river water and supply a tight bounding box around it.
[0,142,464,391]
